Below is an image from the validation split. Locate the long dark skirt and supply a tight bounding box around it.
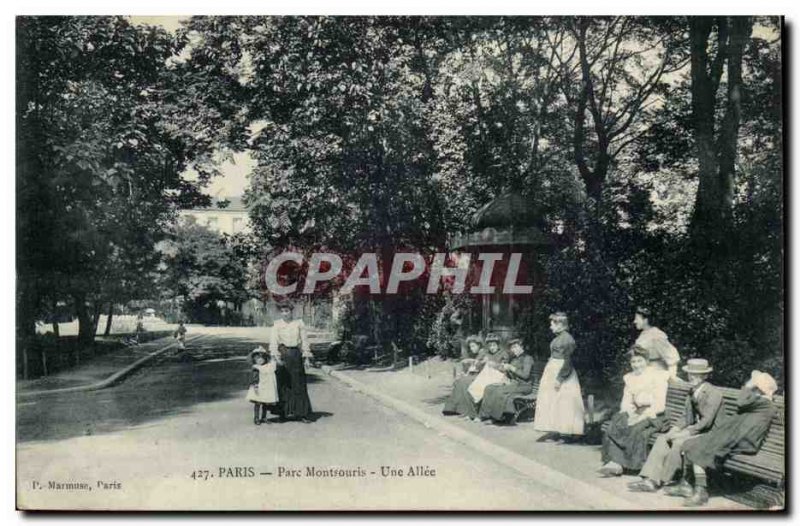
[442,374,479,418]
[276,346,313,419]
[601,412,668,470]
[479,382,533,421]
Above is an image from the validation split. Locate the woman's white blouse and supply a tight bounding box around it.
[620,368,670,424]
[269,319,310,354]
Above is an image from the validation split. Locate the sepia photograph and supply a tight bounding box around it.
[14,13,785,511]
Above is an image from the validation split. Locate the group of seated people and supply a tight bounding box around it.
[441,307,780,507]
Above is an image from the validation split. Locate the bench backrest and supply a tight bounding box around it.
[531,360,546,392]
[664,380,785,456]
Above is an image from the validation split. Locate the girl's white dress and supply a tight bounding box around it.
[247,363,279,404]
[534,331,585,435]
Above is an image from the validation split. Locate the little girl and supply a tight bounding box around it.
[534,311,585,440]
[247,347,279,425]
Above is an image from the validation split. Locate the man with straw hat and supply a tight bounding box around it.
[675,370,779,506]
[629,358,725,493]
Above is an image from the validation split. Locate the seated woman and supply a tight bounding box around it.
[457,334,484,375]
[478,338,535,424]
[442,333,507,419]
[598,345,670,477]
[672,370,778,507]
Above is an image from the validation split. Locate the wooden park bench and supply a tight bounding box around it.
[601,380,785,489]
[510,361,546,424]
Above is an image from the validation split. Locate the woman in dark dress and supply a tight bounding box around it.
[478,339,535,424]
[269,301,314,423]
[599,345,670,476]
[442,333,507,419]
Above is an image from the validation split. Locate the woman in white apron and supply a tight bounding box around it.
[534,312,585,439]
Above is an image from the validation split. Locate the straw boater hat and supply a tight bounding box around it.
[682,358,713,375]
[750,370,778,398]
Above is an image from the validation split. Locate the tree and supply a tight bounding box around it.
[688,16,754,247]
[158,217,253,323]
[546,17,687,204]
[16,16,227,367]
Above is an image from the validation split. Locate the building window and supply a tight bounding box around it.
[232,217,243,234]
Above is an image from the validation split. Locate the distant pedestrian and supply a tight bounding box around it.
[174,321,187,350]
[534,312,585,441]
[134,313,145,345]
[247,347,280,425]
[269,300,314,423]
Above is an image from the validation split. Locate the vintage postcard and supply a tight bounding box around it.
[15,15,784,511]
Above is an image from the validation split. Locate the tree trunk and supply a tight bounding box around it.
[716,17,752,219]
[690,17,752,247]
[104,302,114,336]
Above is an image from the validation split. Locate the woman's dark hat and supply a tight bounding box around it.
[635,306,652,318]
[485,333,501,343]
[465,334,483,347]
[508,338,523,347]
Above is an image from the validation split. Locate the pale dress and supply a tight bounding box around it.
[247,363,279,404]
[635,327,680,375]
[534,332,585,435]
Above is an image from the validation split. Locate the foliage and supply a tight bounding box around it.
[18,16,782,389]
[158,217,254,323]
[16,16,232,355]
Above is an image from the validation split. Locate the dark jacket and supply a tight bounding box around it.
[505,354,535,386]
[682,387,776,468]
[549,331,576,382]
[677,382,726,435]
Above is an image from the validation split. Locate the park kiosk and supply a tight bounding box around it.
[450,192,551,342]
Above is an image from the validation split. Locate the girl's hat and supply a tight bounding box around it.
[750,370,778,398]
[507,338,523,347]
[250,346,269,359]
[682,358,713,375]
[485,333,501,343]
